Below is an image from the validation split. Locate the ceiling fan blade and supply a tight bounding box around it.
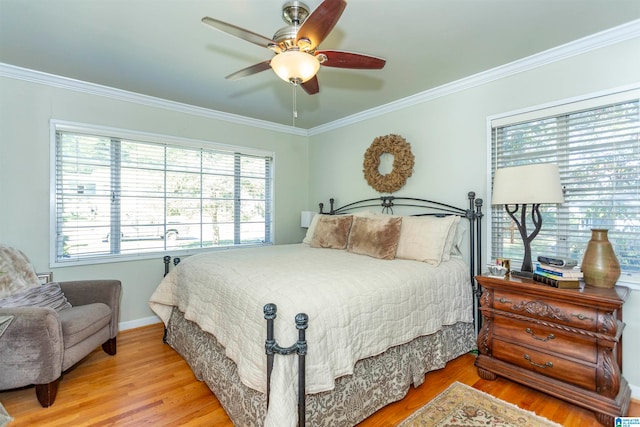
[296,0,346,50]
[301,76,319,95]
[225,60,272,80]
[317,50,386,69]
[202,17,275,48]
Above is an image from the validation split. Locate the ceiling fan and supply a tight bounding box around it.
[201,0,386,95]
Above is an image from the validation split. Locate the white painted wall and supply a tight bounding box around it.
[1,35,638,397]
[307,37,640,395]
[0,76,309,326]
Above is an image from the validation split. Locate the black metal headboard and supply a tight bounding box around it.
[319,191,484,333]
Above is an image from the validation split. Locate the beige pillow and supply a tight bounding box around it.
[347,216,402,260]
[396,215,460,266]
[449,219,466,258]
[442,216,461,261]
[310,215,354,249]
[302,213,323,245]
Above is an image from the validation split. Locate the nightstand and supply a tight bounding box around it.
[474,274,631,426]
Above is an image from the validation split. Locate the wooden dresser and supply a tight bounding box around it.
[474,274,631,426]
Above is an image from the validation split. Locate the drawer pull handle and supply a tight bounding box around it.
[571,313,594,321]
[525,328,555,342]
[498,297,512,304]
[524,354,553,369]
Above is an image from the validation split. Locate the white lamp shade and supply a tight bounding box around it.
[492,163,564,205]
[270,50,320,83]
[300,211,316,228]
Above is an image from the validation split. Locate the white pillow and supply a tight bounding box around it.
[302,213,323,245]
[442,216,462,261]
[449,219,467,258]
[396,215,460,266]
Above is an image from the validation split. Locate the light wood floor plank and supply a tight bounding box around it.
[1,323,637,426]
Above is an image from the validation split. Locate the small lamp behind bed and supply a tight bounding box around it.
[301,211,316,228]
[491,163,564,277]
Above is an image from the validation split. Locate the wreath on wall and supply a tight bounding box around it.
[363,134,415,193]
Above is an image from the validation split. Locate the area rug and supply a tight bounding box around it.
[397,382,562,427]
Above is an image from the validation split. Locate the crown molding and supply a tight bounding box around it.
[0,63,308,137]
[1,19,638,138]
[308,19,640,136]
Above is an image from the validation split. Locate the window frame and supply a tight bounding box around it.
[486,85,640,286]
[49,120,275,267]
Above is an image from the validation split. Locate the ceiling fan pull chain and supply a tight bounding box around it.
[292,84,298,127]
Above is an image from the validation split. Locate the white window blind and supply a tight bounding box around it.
[490,92,640,283]
[53,124,273,265]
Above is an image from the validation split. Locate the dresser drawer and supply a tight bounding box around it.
[493,290,598,331]
[493,339,596,391]
[492,316,597,364]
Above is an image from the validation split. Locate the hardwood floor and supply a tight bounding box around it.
[1,323,638,426]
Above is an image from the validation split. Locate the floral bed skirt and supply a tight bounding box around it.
[166,307,476,427]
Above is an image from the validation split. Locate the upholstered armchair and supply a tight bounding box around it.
[0,245,121,407]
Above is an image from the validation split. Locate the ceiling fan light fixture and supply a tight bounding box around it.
[297,37,312,50]
[270,50,320,84]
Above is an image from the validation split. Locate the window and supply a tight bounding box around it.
[490,89,640,283]
[52,122,273,265]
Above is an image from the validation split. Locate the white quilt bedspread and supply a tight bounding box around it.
[149,244,472,426]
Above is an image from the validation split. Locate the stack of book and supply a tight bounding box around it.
[533,260,583,289]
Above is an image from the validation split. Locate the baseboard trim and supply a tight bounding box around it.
[119,315,161,331]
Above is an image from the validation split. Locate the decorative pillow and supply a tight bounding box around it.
[310,215,354,249]
[396,215,460,266]
[441,215,462,261]
[347,216,402,260]
[352,210,380,218]
[0,244,41,298]
[302,213,323,245]
[448,217,466,258]
[0,282,72,311]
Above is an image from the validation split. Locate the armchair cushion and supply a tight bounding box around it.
[59,303,112,349]
[0,283,71,311]
[59,280,121,339]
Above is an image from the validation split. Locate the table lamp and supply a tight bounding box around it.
[491,163,564,277]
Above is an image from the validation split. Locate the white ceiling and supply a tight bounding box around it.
[1,0,639,129]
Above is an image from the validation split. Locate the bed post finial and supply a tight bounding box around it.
[264,303,277,320]
[329,198,335,214]
[163,256,171,277]
[295,313,309,355]
[296,313,309,329]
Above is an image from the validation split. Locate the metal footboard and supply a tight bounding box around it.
[264,303,309,427]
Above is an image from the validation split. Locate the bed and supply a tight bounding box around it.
[149,193,483,426]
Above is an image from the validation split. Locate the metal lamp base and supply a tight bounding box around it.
[510,270,533,279]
